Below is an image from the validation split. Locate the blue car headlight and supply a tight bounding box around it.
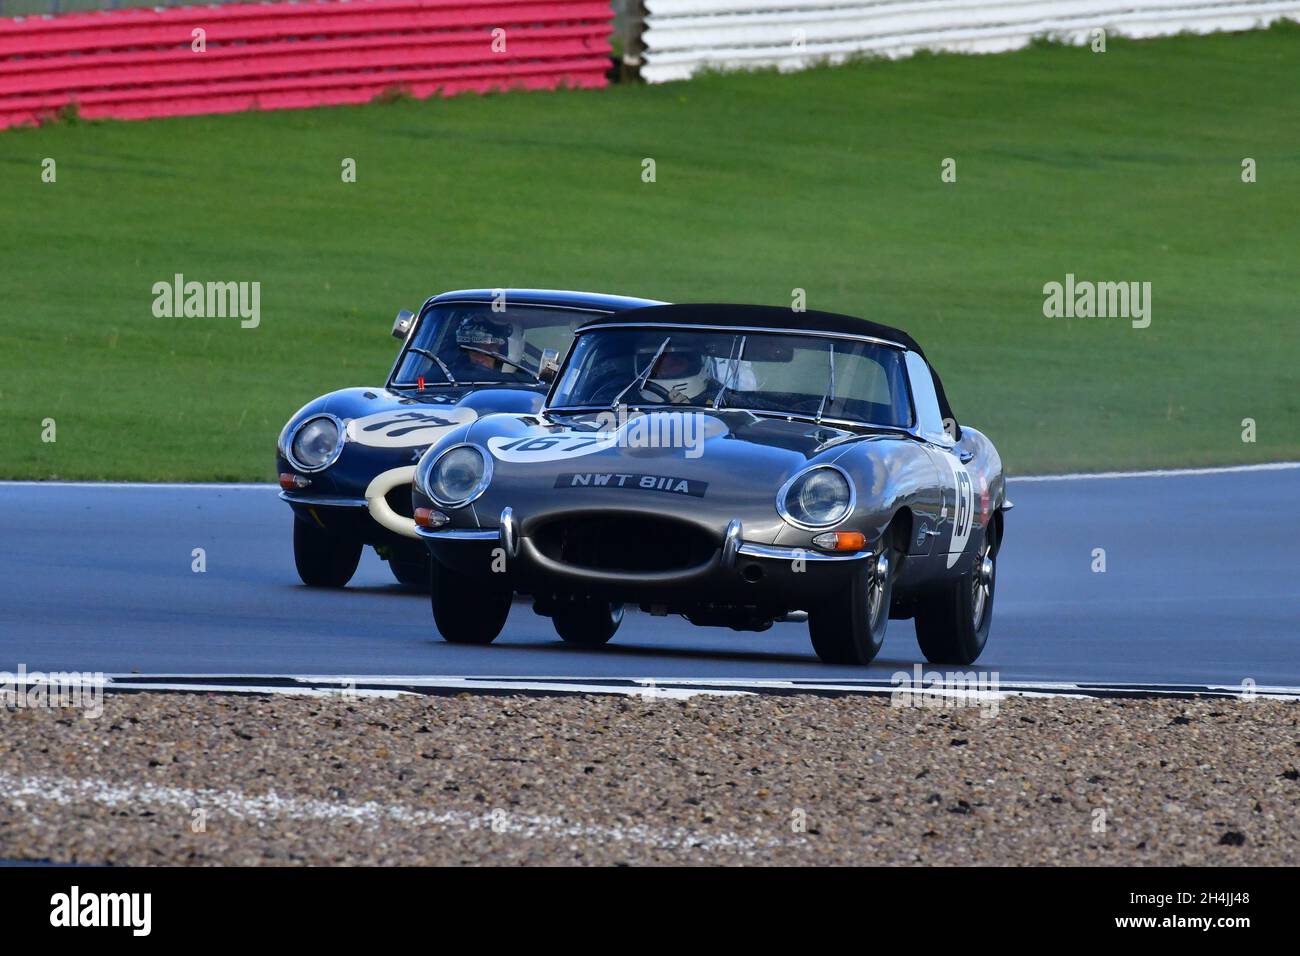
[286,415,344,472]
[778,465,854,529]
[418,443,492,508]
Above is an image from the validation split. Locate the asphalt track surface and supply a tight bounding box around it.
[1,466,1297,686]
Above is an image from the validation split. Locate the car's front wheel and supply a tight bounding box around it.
[293,519,362,588]
[430,560,512,644]
[553,601,624,647]
[915,531,995,665]
[808,546,896,665]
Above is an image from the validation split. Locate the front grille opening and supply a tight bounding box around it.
[385,484,414,519]
[533,515,716,573]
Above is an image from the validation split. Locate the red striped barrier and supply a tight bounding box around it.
[0,0,613,128]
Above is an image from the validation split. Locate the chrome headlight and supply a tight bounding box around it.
[778,465,854,529]
[287,415,343,472]
[419,443,491,508]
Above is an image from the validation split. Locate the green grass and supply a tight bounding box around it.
[2,25,1298,480]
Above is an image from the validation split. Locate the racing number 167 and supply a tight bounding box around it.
[495,436,606,454]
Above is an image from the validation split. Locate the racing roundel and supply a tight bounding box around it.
[487,432,621,463]
[345,408,478,448]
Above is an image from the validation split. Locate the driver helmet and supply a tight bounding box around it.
[455,315,514,370]
[640,345,712,405]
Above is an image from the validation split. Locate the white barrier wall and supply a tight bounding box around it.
[639,0,1300,82]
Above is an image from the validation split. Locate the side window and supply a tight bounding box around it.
[904,351,951,445]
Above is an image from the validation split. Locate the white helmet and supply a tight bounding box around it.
[640,347,712,405]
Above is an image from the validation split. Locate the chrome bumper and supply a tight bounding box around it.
[416,527,500,541]
[278,491,367,508]
[279,469,421,541]
[736,542,872,562]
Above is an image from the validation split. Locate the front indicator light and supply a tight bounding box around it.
[811,530,867,552]
[279,473,311,490]
[415,508,450,529]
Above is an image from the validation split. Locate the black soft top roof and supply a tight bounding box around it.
[578,303,959,435]
[582,302,919,346]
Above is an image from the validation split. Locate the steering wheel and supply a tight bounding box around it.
[638,380,675,403]
[585,381,623,405]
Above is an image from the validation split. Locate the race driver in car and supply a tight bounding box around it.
[451,314,531,379]
[634,339,756,406]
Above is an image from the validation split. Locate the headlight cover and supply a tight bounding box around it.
[778,465,854,530]
[287,415,344,472]
[420,443,491,508]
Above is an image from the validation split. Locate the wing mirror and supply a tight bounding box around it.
[392,309,415,340]
[538,347,561,383]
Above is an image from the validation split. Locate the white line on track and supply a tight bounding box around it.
[98,678,735,700]
[0,481,271,490]
[1011,461,1300,483]
[0,770,789,855]
[17,673,1300,702]
[2,461,1296,490]
[101,682,411,700]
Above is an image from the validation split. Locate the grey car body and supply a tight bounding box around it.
[411,304,1009,665]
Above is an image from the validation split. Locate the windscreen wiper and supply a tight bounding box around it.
[712,335,747,409]
[610,336,670,409]
[815,343,836,424]
[406,347,458,386]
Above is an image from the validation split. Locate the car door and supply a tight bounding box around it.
[904,351,974,572]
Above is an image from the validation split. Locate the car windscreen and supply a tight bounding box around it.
[549,327,914,428]
[391,303,585,387]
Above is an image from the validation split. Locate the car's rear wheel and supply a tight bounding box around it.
[389,554,430,589]
[808,545,896,665]
[553,601,624,647]
[915,530,995,665]
[430,560,512,644]
[293,518,362,588]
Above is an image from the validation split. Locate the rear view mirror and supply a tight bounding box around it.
[392,309,415,340]
[744,339,794,363]
[538,347,561,383]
